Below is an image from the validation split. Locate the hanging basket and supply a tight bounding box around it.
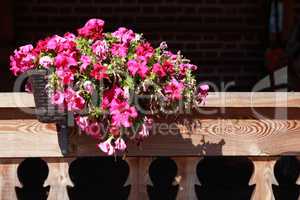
[29,69,67,123]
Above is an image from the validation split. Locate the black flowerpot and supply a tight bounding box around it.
[29,69,67,123]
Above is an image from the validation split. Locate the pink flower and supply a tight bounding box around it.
[80,55,91,72]
[86,121,102,139]
[112,27,136,44]
[138,117,153,139]
[56,69,74,85]
[51,91,64,105]
[164,50,177,60]
[78,18,105,40]
[114,137,127,152]
[110,101,138,128]
[101,86,126,110]
[83,81,94,93]
[162,61,175,75]
[67,93,85,111]
[198,84,209,104]
[64,88,76,103]
[152,63,166,77]
[111,43,128,57]
[75,116,89,131]
[127,59,148,79]
[90,63,109,80]
[179,63,197,75]
[39,56,53,68]
[98,138,115,155]
[136,42,154,61]
[10,44,36,76]
[54,54,77,69]
[98,137,127,155]
[92,40,108,60]
[164,79,185,101]
[64,32,76,41]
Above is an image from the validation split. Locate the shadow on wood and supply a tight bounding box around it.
[147,157,179,200]
[15,158,50,200]
[195,157,255,200]
[273,156,300,200]
[67,157,130,200]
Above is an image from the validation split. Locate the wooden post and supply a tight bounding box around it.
[44,158,74,200]
[174,157,201,200]
[0,159,23,200]
[126,157,152,200]
[250,158,278,200]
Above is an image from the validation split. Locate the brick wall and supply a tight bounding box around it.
[4,0,298,91]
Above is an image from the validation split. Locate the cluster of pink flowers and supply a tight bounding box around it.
[10,19,209,156]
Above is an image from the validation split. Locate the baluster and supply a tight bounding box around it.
[126,157,152,200]
[250,158,278,200]
[44,158,74,200]
[173,157,200,200]
[0,159,22,200]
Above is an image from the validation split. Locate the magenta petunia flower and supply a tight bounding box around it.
[86,121,102,139]
[136,42,154,62]
[112,27,136,44]
[164,79,185,101]
[127,59,148,79]
[92,40,108,60]
[152,63,166,77]
[10,44,36,76]
[51,91,64,105]
[90,63,108,80]
[111,43,128,58]
[79,55,91,72]
[114,137,127,152]
[98,138,114,155]
[54,54,77,69]
[39,56,53,68]
[110,100,138,128]
[75,116,89,132]
[78,18,105,40]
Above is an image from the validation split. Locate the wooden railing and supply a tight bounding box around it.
[0,92,300,200]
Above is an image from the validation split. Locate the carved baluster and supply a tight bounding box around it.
[0,159,22,200]
[44,158,74,200]
[250,158,278,200]
[126,157,152,200]
[173,157,200,200]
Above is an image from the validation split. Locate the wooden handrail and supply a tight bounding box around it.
[0,92,299,158]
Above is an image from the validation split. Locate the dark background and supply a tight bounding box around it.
[1,0,299,92]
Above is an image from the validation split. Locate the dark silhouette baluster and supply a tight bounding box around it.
[147,157,179,200]
[273,156,300,200]
[15,158,50,200]
[67,157,130,200]
[195,157,255,200]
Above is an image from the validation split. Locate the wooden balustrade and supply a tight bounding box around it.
[0,92,300,200]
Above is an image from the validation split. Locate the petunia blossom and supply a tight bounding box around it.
[86,121,102,139]
[39,56,53,68]
[164,79,185,101]
[98,138,114,155]
[78,18,105,40]
[112,27,136,44]
[92,40,108,60]
[127,59,148,79]
[90,63,109,80]
[51,91,64,105]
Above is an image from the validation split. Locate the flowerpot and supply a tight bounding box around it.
[29,69,67,123]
